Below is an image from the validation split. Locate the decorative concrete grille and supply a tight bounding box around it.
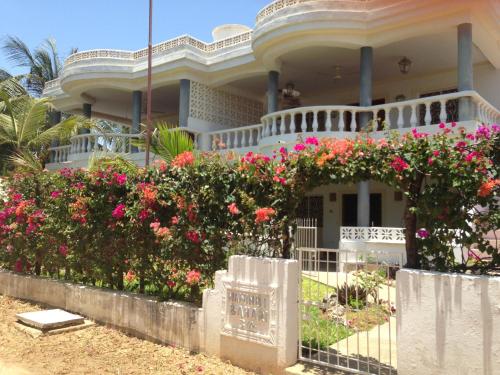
[341,226,405,242]
[256,0,370,23]
[189,82,263,128]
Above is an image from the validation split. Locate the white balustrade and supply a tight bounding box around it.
[260,91,499,141]
[209,124,264,151]
[50,145,71,164]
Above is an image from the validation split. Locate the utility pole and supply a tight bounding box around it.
[145,0,153,166]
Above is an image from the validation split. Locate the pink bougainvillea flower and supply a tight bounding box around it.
[114,173,127,186]
[294,143,306,152]
[150,221,160,231]
[432,150,440,157]
[417,229,430,239]
[171,151,195,168]
[186,269,201,285]
[228,203,240,215]
[59,244,69,257]
[390,157,409,172]
[171,216,179,225]
[439,122,446,129]
[112,203,126,219]
[14,258,23,273]
[427,157,434,166]
[305,137,319,146]
[138,209,149,221]
[50,191,61,199]
[255,207,276,223]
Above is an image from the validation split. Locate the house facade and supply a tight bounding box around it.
[43,0,500,248]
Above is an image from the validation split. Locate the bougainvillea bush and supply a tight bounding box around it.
[0,123,498,303]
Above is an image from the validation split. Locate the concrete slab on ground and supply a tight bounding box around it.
[14,319,95,338]
[16,309,84,330]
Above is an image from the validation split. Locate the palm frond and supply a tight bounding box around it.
[9,149,43,172]
[134,122,194,163]
[88,153,139,175]
[32,115,94,147]
[2,36,36,68]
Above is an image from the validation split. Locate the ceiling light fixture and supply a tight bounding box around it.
[398,57,412,74]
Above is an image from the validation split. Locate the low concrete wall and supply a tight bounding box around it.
[0,270,202,351]
[1,255,300,374]
[397,269,500,375]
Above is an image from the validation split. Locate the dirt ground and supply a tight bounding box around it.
[0,295,253,375]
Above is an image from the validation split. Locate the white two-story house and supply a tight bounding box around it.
[43,0,500,249]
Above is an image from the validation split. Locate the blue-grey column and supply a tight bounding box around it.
[179,79,190,128]
[357,46,373,227]
[131,91,142,153]
[458,23,473,121]
[267,71,280,114]
[81,103,91,133]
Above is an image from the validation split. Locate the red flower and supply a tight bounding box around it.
[166,280,176,288]
[390,157,409,172]
[112,204,126,219]
[305,137,319,146]
[125,270,136,283]
[171,216,179,225]
[14,258,23,273]
[255,207,276,223]
[186,230,201,244]
[186,270,201,285]
[228,203,240,215]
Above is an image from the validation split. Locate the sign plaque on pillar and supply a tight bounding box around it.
[221,279,278,346]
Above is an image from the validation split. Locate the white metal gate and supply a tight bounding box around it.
[294,221,401,375]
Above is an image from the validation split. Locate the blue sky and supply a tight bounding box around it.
[0,0,271,74]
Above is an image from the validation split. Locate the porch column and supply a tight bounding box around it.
[131,90,142,153]
[458,23,474,121]
[179,79,190,128]
[267,70,280,114]
[82,103,92,119]
[357,47,373,227]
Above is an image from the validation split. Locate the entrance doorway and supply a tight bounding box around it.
[342,193,382,227]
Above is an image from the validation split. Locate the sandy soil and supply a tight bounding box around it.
[0,295,253,375]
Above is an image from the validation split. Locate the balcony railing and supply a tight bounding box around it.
[47,91,499,165]
[260,90,499,138]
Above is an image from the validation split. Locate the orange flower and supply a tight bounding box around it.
[478,179,500,197]
[171,151,195,168]
[255,207,276,223]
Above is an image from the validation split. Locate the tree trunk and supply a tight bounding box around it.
[404,175,424,269]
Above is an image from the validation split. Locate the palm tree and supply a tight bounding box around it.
[2,36,76,96]
[0,92,90,171]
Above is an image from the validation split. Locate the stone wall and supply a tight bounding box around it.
[397,269,500,375]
